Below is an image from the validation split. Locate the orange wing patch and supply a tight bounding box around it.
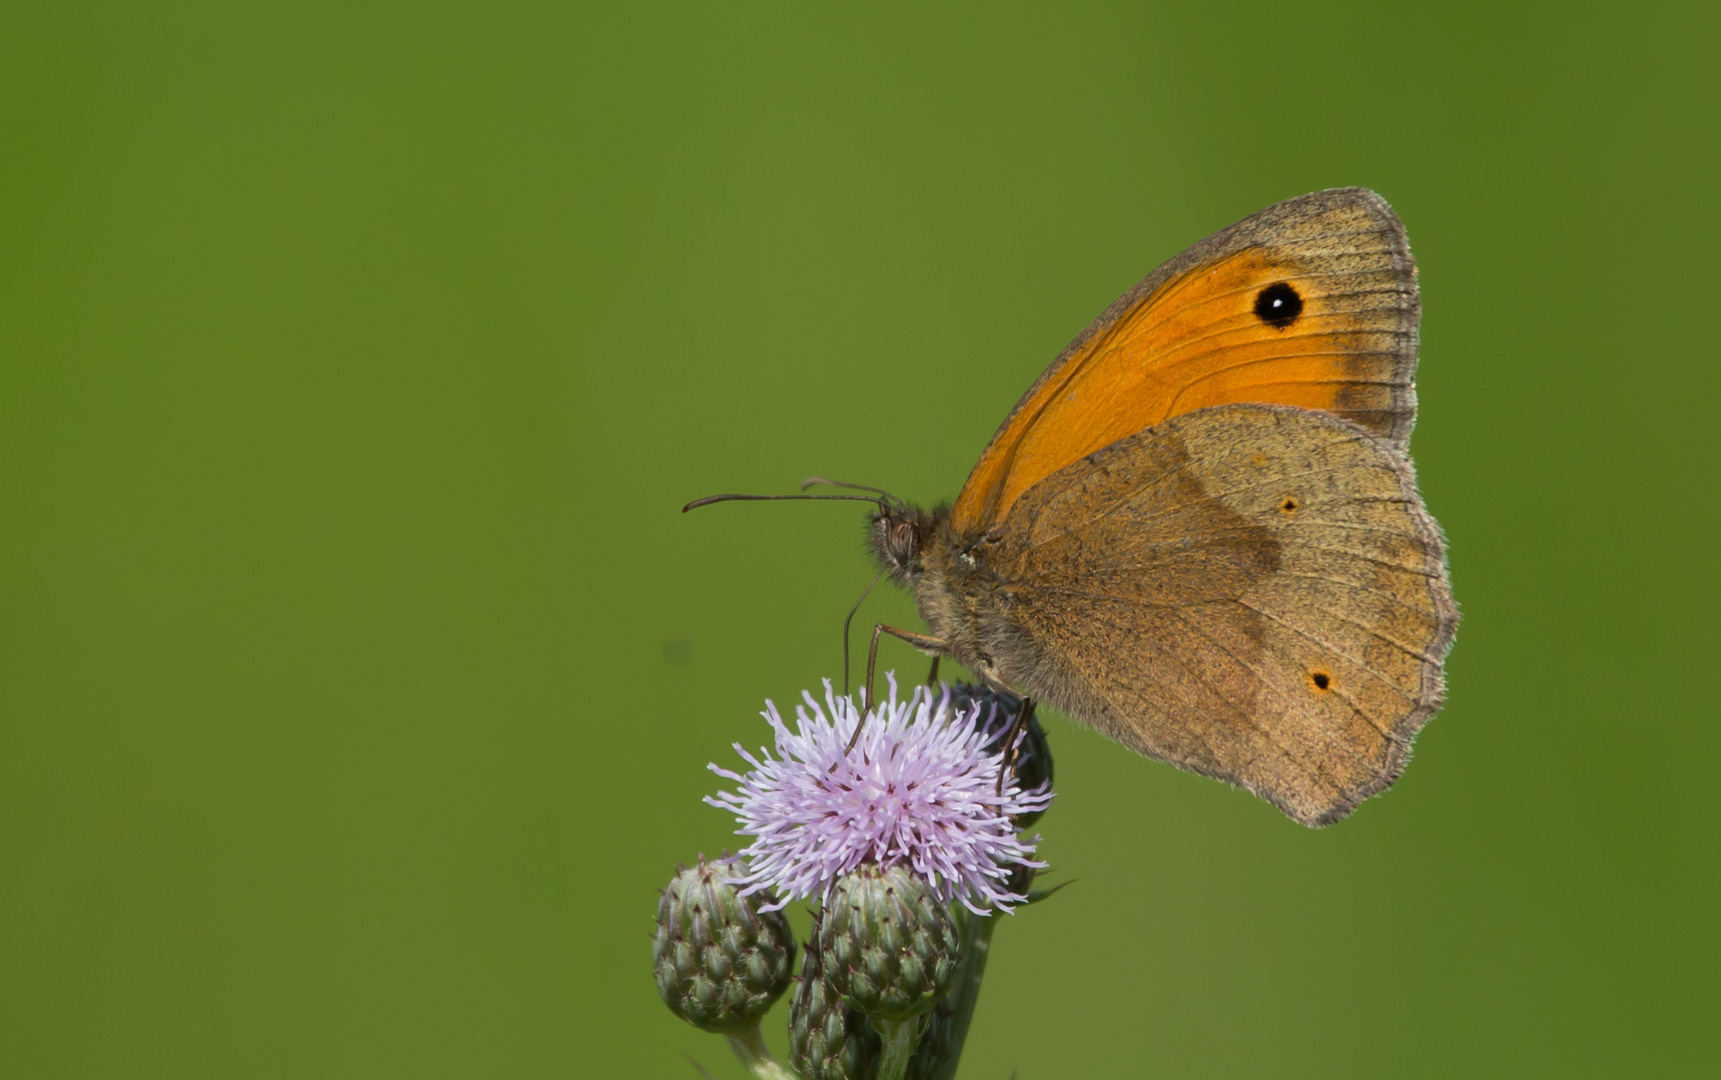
[951,189,1419,536]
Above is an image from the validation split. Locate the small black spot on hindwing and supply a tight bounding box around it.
[1255,282,1302,329]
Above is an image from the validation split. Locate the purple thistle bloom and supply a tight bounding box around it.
[706,676,1053,915]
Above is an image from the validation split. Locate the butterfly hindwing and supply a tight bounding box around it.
[980,404,1454,825]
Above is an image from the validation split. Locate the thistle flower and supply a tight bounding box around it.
[707,678,1053,915]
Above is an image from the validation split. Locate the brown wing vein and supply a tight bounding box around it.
[1159,605,1346,777]
[1240,597,1445,666]
[1058,601,1326,783]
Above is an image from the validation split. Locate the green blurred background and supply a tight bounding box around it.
[2,2,1716,1076]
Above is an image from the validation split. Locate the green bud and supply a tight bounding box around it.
[788,916,880,1080]
[904,996,955,1080]
[653,856,795,1035]
[950,682,1053,826]
[819,864,960,1023]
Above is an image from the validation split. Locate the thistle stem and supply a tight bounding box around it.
[926,908,1000,1080]
[872,1016,922,1080]
[724,1024,799,1080]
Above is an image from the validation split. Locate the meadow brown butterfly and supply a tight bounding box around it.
[690,189,1457,826]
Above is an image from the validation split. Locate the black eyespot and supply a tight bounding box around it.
[1254,282,1302,328]
[1280,497,1299,513]
[1311,671,1331,691]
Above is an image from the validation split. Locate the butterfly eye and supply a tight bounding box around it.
[1254,282,1303,328]
[893,522,914,552]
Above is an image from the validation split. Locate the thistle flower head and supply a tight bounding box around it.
[706,677,1053,915]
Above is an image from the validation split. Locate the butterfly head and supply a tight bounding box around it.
[869,503,946,586]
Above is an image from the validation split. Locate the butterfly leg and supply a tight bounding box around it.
[996,698,1036,796]
[925,656,941,687]
[843,622,947,753]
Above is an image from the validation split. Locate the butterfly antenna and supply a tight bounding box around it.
[842,568,885,696]
[681,492,883,512]
[800,476,904,509]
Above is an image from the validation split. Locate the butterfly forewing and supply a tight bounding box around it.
[951,188,1420,538]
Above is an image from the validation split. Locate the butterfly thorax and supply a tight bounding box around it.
[870,504,1015,690]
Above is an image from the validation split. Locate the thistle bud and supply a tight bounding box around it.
[819,864,960,1023]
[653,856,795,1034]
[949,682,1053,826]
[904,995,958,1080]
[788,917,880,1080]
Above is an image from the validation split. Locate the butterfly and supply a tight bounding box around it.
[692,189,1458,827]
